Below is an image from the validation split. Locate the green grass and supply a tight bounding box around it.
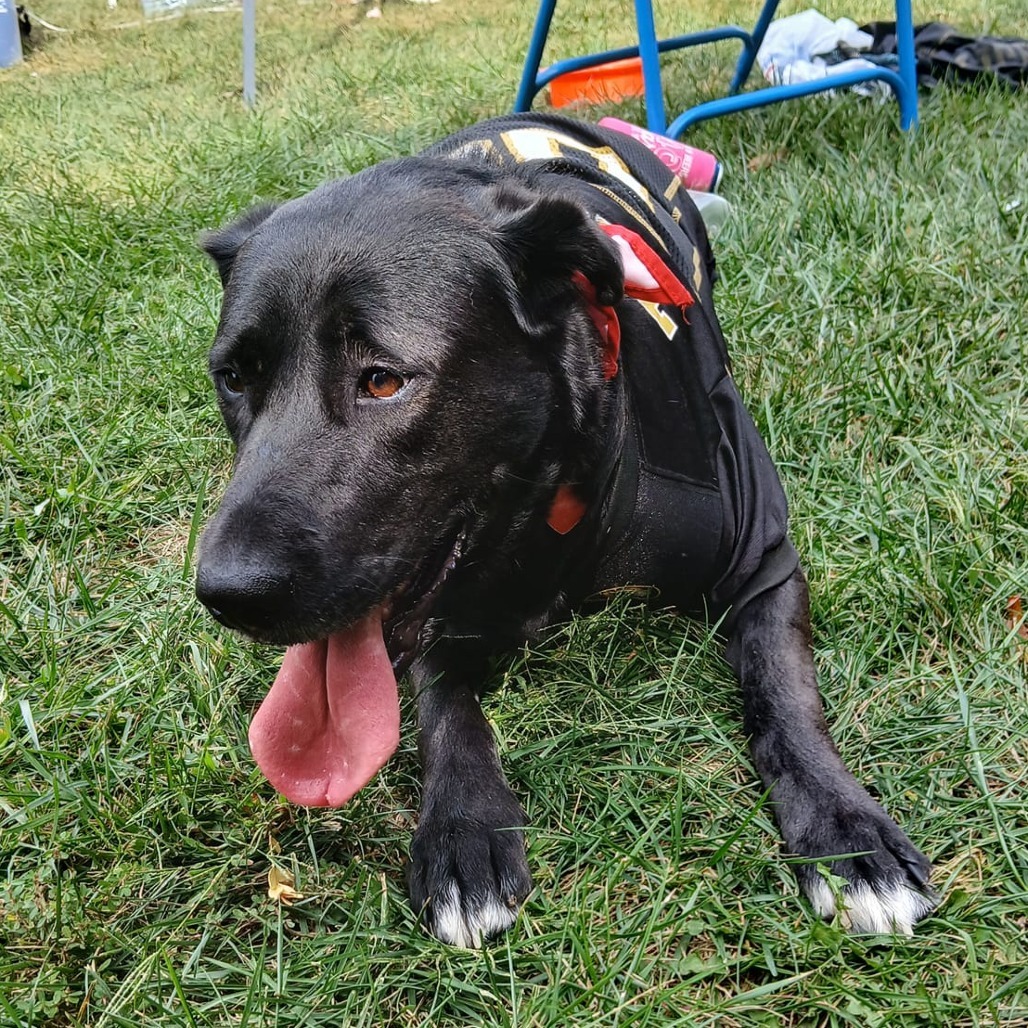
[2,0,1027,1024]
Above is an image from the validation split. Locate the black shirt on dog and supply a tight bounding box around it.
[427,114,797,620]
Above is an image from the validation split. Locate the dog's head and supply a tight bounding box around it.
[195,158,623,807]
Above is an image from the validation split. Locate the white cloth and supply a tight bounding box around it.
[756,9,890,98]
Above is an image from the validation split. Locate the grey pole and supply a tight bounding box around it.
[242,0,256,106]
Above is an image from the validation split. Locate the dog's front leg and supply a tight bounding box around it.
[407,643,532,948]
[726,566,938,934]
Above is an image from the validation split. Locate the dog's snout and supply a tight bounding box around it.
[195,554,295,635]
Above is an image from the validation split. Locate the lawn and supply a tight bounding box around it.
[1,0,1027,1024]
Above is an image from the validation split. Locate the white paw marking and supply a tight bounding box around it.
[429,882,519,949]
[806,878,937,936]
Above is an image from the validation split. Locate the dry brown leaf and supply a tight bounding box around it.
[746,148,788,173]
[1006,595,1028,642]
[267,865,304,904]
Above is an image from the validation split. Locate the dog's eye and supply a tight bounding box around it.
[358,367,405,400]
[216,367,245,397]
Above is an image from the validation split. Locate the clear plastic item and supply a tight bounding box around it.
[687,191,733,237]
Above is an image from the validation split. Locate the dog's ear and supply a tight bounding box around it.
[200,203,279,287]
[481,182,624,334]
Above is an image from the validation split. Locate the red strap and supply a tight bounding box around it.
[570,271,620,381]
[569,223,693,385]
[597,222,693,309]
[546,484,588,535]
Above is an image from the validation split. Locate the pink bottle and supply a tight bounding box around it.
[598,117,723,192]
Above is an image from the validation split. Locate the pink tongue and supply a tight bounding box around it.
[247,610,401,807]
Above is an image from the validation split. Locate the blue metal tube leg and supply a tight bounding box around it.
[729,0,781,93]
[515,0,558,113]
[894,0,918,130]
[633,0,667,134]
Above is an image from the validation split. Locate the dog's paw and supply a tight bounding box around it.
[789,799,938,936]
[408,807,532,948]
[804,874,938,935]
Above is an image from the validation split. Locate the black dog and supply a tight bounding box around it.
[196,114,937,947]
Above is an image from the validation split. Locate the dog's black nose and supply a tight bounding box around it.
[195,558,295,635]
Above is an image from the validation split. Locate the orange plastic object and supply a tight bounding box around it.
[548,57,645,107]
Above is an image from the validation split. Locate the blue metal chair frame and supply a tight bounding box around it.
[514,0,918,137]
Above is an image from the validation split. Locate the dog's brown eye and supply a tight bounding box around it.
[359,367,405,400]
[217,367,245,396]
